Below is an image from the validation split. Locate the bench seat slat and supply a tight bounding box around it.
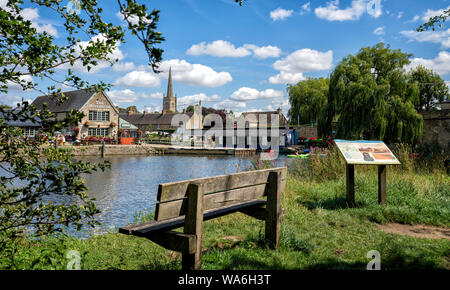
[157,167,287,203]
[119,199,267,237]
[155,183,268,220]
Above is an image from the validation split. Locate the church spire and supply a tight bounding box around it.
[163,66,177,112]
[166,66,173,99]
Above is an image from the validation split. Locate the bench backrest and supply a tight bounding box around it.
[155,167,287,221]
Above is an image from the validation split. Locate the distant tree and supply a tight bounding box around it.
[202,107,227,121]
[127,106,141,114]
[287,77,329,125]
[408,65,449,112]
[185,105,195,113]
[320,43,423,145]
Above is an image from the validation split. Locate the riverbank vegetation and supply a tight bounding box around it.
[2,147,448,270]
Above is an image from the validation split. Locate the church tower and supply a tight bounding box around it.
[163,67,177,112]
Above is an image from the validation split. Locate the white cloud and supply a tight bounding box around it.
[13,98,33,106]
[406,51,450,76]
[141,104,162,114]
[178,93,221,106]
[269,72,306,85]
[58,34,127,74]
[422,6,450,22]
[273,49,333,73]
[159,59,232,87]
[409,15,420,22]
[243,44,282,59]
[315,0,381,21]
[113,59,232,88]
[230,87,284,102]
[300,2,311,15]
[0,5,59,37]
[112,62,136,72]
[267,98,291,115]
[116,11,152,26]
[0,95,21,106]
[400,29,450,49]
[114,70,161,88]
[21,8,58,37]
[5,75,34,91]
[373,26,385,35]
[270,8,294,21]
[397,11,403,19]
[187,40,251,58]
[187,40,281,59]
[213,99,246,110]
[107,89,163,104]
[269,48,333,84]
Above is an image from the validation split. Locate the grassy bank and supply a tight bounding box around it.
[2,166,449,270]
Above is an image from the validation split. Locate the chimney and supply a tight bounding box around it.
[162,110,167,115]
[116,106,120,112]
[127,107,134,116]
[183,108,186,113]
[277,107,282,115]
[143,110,148,115]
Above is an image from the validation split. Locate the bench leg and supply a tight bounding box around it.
[182,183,204,270]
[266,171,282,249]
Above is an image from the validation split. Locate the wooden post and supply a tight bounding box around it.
[378,165,387,205]
[265,171,282,249]
[346,164,355,208]
[182,183,204,270]
[101,140,105,158]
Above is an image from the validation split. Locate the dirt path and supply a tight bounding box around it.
[378,223,450,240]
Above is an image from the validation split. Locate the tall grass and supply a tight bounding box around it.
[289,143,448,181]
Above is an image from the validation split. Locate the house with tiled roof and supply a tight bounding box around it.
[0,109,41,138]
[32,89,120,140]
[120,106,202,132]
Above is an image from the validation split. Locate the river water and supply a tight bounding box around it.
[66,154,290,237]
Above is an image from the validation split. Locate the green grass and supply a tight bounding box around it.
[2,169,449,270]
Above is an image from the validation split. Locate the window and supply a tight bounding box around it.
[88,128,109,137]
[89,111,110,121]
[23,127,39,137]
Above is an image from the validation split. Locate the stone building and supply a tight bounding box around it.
[0,109,41,138]
[240,108,288,128]
[120,105,202,132]
[420,100,450,151]
[32,89,120,140]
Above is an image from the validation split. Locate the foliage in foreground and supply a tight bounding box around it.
[0,104,111,253]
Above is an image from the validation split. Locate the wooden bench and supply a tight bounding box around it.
[119,167,287,270]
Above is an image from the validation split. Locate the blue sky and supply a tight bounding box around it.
[3,0,450,116]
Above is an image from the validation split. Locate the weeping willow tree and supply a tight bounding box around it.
[319,43,423,145]
[287,77,329,125]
